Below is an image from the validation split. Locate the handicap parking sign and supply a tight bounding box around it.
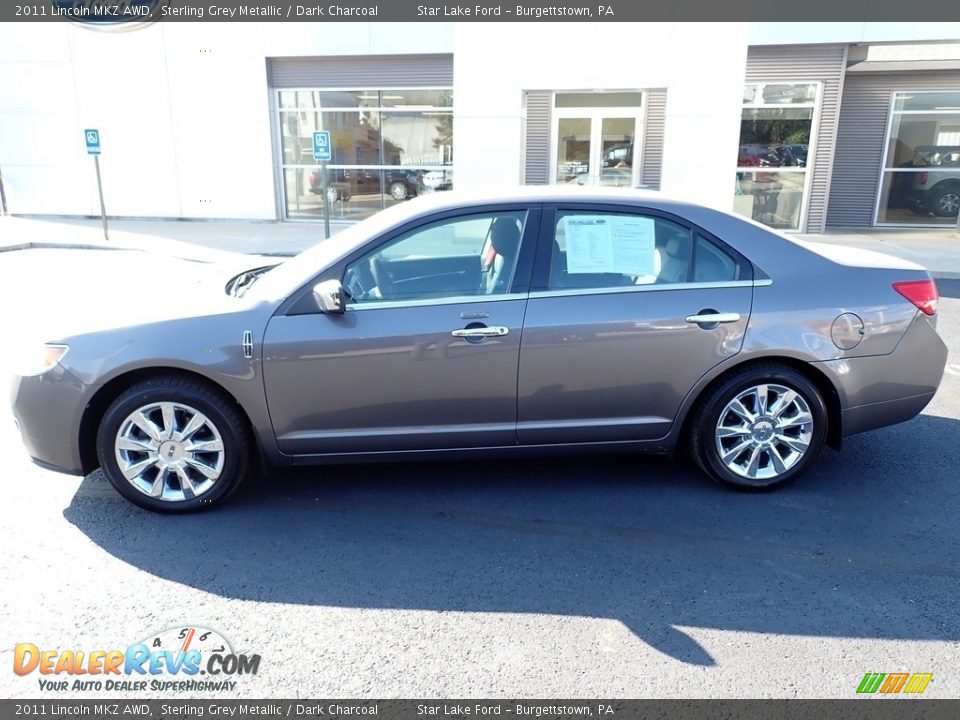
[312,131,331,162]
[85,129,101,155]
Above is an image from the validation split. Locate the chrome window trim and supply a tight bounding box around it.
[528,279,765,300]
[346,293,528,312]
[344,280,772,309]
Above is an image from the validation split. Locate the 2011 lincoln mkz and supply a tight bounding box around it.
[10,188,947,512]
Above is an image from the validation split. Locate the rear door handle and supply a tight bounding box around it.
[452,326,510,338]
[685,312,741,324]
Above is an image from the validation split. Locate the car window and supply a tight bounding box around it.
[549,211,695,289]
[343,211,527,303]
[548,211,747,291]
[693,235,740,283]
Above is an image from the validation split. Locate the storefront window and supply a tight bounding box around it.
[877,91,960,225]
[733,83,817,231]
[278,89,453,221]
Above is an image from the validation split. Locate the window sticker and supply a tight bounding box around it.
[563,215,657,276]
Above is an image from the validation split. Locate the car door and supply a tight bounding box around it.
[517,204,753,445]
[262,207,539,456]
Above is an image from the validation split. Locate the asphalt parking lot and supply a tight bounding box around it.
[1,248,958,699]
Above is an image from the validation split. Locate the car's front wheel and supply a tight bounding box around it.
[96,377,251,512]
[931,186,960,218]
[388,181,410,201]
[689,365,827,491]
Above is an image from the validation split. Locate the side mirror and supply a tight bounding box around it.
[312,279,346,314]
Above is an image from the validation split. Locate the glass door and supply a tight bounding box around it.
[552,93,643,189]
[555,117,593,185]
[598,117,637,187]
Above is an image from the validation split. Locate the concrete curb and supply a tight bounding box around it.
[0,241,130,254]
[0,237,266,265]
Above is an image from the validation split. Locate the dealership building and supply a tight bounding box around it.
[1,21,959,233]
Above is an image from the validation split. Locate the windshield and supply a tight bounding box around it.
[246,197,445,301]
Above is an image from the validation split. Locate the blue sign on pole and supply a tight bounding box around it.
[84,129,101,155]
[312,131,331,162]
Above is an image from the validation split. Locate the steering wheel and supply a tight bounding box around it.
[343,261,375,302]
[369,256,394,300]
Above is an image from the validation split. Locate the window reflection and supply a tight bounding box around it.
[734,171,805,230]
[878,92,960,225]
[734,86,815,230]
[279,89,454,221]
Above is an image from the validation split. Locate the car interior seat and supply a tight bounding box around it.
[656,227,692,284]
[483,217,522,294]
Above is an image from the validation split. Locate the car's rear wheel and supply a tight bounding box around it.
[690,365,827,491]
[96,377,251,512]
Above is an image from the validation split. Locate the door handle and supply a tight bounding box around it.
[452,326,510,338]
[685,312,741,324]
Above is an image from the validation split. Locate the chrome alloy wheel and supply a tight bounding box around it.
[714,383,813,482]
[114,401,225,502]
[389,182,409,201]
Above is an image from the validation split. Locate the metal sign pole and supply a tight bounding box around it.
[321,161,330,240]
[84,129,107,241]
[313,130,333,240]
[94,155,109,241]
[0,165,8,217]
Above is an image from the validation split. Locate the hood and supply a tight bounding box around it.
[26,254,276,345]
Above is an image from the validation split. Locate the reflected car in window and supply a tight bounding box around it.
[602,143,633,168]
[309,168,424,203]
[738,144,780,167]
[906,145,960,218]
[10,188,947,512]
[422,167,453,192]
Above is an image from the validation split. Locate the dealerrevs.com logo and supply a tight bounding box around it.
[13,626,261,693]
[856,672,933,695]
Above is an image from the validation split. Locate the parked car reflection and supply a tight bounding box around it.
[309,168,425,202]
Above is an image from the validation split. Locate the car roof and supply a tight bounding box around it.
[398,185,692,212]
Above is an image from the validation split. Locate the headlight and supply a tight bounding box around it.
[12,343,69,377]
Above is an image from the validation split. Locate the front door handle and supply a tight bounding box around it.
[685,312,741,324]
[452,326,510,338]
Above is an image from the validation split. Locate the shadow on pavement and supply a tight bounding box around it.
[64,414,960,667]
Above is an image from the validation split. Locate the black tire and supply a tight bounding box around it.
[689,364,827,491]
[96,376,251,513]
[929,186,960,218]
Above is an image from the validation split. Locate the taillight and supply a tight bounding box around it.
[893,279,938,316]
[918,171,928,185]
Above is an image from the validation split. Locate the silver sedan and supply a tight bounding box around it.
[10,188,948,512]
